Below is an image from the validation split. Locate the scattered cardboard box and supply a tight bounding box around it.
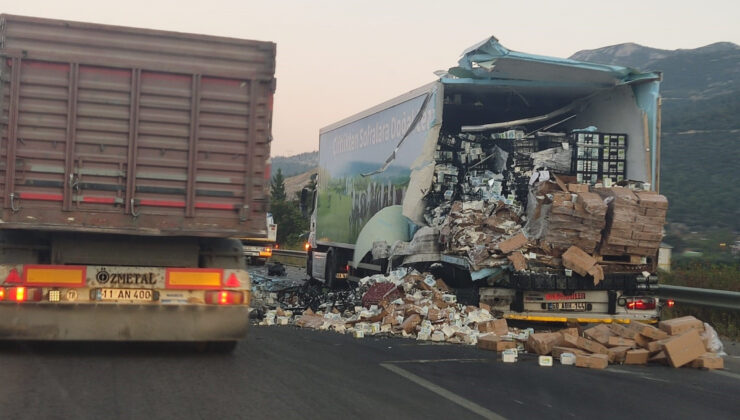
[608,323,637,339]
[528,332,564,355]
[629,322,670,340]
[624,349,650,365]
[662,330,706,368]
[607,346,632,363]
[690,353,724,370]
[584,324,615,345]
[607,336,636,348]
[552,346,589,359]
[478,319,509,336]
[576,353,609,369]
[659,316,704,336]
[478,334,517,352]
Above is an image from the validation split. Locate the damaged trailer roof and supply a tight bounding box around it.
[446,36,660,88]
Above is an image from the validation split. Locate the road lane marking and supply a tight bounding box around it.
[380,362,507,420]
[712,370,740,381]
[383,358,490,364]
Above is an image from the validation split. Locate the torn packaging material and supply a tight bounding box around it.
[478,319,509,335]
[498,233,528,254]
[402,314,422,334]
[507,251,527,271]
[562,246,600,280]
[662,330,706,368]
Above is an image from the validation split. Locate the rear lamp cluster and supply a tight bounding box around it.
[0,286,43,302]
[204,290,245,305]
[618,296,657,310]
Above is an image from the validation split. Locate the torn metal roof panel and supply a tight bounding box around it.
[448,36,659,87]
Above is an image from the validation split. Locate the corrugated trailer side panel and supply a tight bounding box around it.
[0,15,275,237]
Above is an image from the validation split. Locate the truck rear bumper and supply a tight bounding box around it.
[504,311,658,324]
[0,303,248,341]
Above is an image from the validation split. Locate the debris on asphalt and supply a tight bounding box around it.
[251,267,724,371]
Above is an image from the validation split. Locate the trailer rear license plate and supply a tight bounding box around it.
[548,302,587,311]
[100,288,154,302]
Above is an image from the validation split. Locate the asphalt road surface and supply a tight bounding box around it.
[1,325,738,420]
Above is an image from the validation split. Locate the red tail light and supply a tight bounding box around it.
[4,287,42,302]
[204,290,244,305]
[665,299,675,308]
[626,297,656,310]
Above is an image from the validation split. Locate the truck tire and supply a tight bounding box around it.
[306,250,314,280]
[325,249,339,289]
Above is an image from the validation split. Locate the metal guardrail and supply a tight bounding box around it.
[270,249,307,268]
[658,285,740,311]
[272,249,307,258]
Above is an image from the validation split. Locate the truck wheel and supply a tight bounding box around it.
[325,250,339,289]
[306,250,314,280]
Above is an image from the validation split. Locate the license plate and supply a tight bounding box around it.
[100,288,154,302]
[548,302,587,311]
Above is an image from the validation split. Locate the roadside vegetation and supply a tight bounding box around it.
[661,261,739,339]
[270,168,310,249]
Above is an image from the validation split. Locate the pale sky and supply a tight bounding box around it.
[4,1,738,156]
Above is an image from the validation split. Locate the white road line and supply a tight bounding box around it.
[383,358,490,364]
[712,370,740,381]
[380,362,507,420]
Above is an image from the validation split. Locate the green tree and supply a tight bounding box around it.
[270,168,286,202]
[270,200,308,247]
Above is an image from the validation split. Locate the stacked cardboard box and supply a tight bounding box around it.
[631,191,668,255]
[539,187,607,254]
[595,187,640,255]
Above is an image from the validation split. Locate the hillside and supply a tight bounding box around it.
[571,42,740,233]
[271,151,318,178]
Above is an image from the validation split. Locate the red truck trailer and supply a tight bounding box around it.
[0,15,275,349]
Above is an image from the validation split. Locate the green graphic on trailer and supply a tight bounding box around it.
[316,91,436,245]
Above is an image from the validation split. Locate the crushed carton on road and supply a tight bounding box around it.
[251,268,723,372]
